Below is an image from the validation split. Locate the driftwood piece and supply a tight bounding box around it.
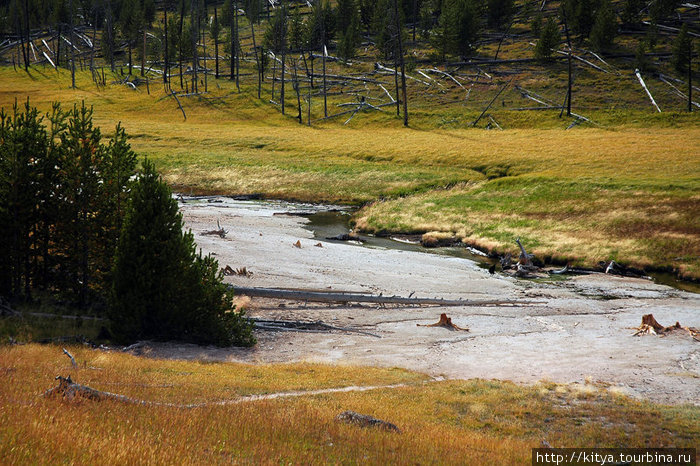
[231,286,541,307]
[633,314,700,341]
[325,233,362,243]
[336,410,401,432]
[63,348,78,368]
[515,237,534,265]
[45,376,145,404]
[201,219,227,238]
[223,265,252,277]
[417,313,469,331]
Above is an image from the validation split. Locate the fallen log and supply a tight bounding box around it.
[635,69,662,112]
[230,286,539,307]
[336,410,401,432]
[253,318,381,338]
[45,375,146,404]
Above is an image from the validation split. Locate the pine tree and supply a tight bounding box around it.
[590,0,617,52]
[109,159,255,346]
[535,17,561,60]
[338,9,361,60]
[671,23,692,74]
[487,0,514,31]
[434,0,480,58]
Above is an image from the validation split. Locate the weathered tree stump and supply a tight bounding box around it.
[417,313,469,331]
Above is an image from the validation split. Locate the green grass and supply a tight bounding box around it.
[1,66,699,278]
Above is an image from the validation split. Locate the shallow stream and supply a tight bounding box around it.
[181,195,700,294]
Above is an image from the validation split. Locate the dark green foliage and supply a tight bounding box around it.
[621,0,645,24]
[487,0,514,30]
[671,23,692,74]
[433,0,480,59]
[561,0,596,39]
[535,17,561,60]
[336,0,361,60]
[373,0,403,60]
[288,6,306,51]
[590,0,617,52]
[0,101,48,297]
[531,13,543,37]
[109,160,255,347]
[336,0,357,36]
[338,8,361,60]
[419,0,433,39]
[359,0,376,33]
[649,0,681,24]
[0,102,136,306]
[264,5,287,53]
[306,0,335,50]
[635,40,649,71]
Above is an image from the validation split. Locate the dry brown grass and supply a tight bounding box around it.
[1,345,698,464]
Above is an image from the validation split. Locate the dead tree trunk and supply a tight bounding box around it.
[179,0,186,88]
[191,0,198,93]
[164,6,169,85]
[234,0,240,91]
[214,7,219,79]
[250,19,260,98]
[394,0,408,126]
[69,0,75,87]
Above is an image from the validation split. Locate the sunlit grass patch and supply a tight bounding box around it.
[0,345,697,464]
[2,68,699,277]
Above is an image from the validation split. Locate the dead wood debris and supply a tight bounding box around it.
[201,219,228,238]
[336,410,401,432]
[417,313,469,331]
[633,314,699,341]
[0,297,19,317]
[222,265,253,277]
[62,348,78,368]
[45,375,145,404]
[253,318,381,338]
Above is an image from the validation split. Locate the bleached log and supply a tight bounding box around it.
[62,348,78,368]
[635,69,662,112]
[230,286,538,307]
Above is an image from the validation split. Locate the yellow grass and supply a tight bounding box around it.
[1,344,698,464]
[2,67,699,277]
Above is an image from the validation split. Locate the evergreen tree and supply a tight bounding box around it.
[288,6,306,51]
[621,0,644,24]
[671,23,692,74]
[109,159,255,346]
[562,0,596,40]
[531,13,543,37]
[338,9,361,60]
[0,101,48,298]
[487,0,514,31]
[649,0,680,25]
[263,5,287,53]
[434,0,480,58]
[590,0,617,52]
[535,17,561,60]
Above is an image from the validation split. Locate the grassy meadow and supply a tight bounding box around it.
[1,344,698,464]
[1,66,699,279]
